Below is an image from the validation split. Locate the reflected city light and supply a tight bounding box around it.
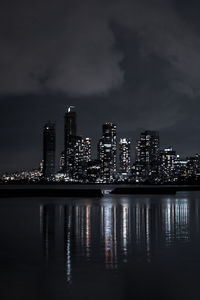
[101,198,117,269]
[65,207,72,283]
[120,200,130,258]
[162,197,190,245]
[40,195,193,284]
[85,205,91,257]
[145,203,151,261]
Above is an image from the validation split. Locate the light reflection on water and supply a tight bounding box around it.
[39,193,196,284]
[2,193,200,299]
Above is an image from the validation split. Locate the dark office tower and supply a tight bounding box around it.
[64,106,86,180]
[187,154,200,180]
[98,122,117,183]
[119,138,131,176]
[64,106,77,137]
[43,122,56,180]
[59,151,65,171]
[135,131,160,183]
[64,106,77,178]
[160,147,176,183]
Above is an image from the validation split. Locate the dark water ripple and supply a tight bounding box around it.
[1,192,200,299]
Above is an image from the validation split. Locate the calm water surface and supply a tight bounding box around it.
[1,192,200,299]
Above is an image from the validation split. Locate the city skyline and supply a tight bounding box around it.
[2,106,200,184]
[1,104,200,174]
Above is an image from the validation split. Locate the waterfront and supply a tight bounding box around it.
[1,192,200,299]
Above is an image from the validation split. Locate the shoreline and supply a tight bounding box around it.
[1,184,200,197]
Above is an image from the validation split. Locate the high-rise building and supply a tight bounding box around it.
[83,138,91,163]
[73,136,85,180]
[119,138,131,176]
[43,122,56,179]
[64,106,77,178]
[173,155,189,182]
[135,131,160,183]
[87,159,101,183]
[160,147,176,182]
[187,154,200,180]
[64,106,77,137]
[98,122,117,183]
[63,107,91,181]
[59,151,65,171]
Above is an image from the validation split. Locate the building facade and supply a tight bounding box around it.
[160,147,176,182]
[98,123,117,183]
[64,106,77,178]
[135,131,160,183]
[119,138,131,178]
[43,122,56,179]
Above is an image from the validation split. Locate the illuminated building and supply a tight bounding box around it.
[43,122,56,180]
[119,138,131,178]
[64,106,77,178]
[160,147,176,182]
[83,138,91,163]
[59,151,65,171]
[87,159,101,183]
[73,136,86,181]
[186,154,200,181]
[98,123,117,183]
[63,107,91,181]
[173,155,189,182]
[64,106,76,137]
[135,131,160,183]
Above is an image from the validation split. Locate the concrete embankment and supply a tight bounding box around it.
[0,188,103,198]
[111,185,200,195]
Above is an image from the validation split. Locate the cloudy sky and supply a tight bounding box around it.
[1,0,200,172]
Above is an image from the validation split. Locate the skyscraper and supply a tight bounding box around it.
[64,106,77,178]
[64,107,91,181]
[119,138,131,177]
[64,106,77,137]
[59,151,65,171]
[43,122,56,179]
[98,122,117,183]
[135,131,160,183]
[83,138,91,163]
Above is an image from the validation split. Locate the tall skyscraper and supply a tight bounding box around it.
[64,106,77,137]
[64,107,91,181]
[64,106,77,178]
[135,131,160,183]
[98,122,117,183]
[119,138,131,176]
[43,122,56,179]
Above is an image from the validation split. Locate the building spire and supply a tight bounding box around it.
[68,106,75,113]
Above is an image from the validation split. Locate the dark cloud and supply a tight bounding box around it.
[1,0,200,97]
[0,0,124,97]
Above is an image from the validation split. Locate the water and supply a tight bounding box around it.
[1,192,200,299]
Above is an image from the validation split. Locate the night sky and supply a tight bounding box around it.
[1,0,200,172]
